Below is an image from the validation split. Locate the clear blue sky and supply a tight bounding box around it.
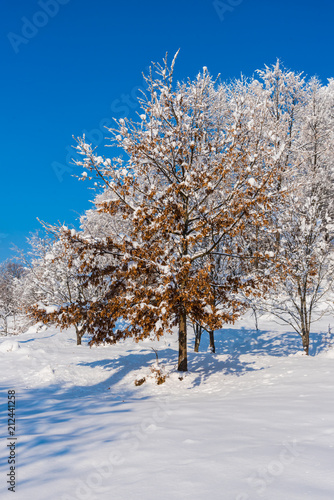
[1,0,333,261]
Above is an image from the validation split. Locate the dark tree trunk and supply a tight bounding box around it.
[302,330,309,355]
[75,325,82,345]
[300,294,310,355]
[209,330,215,353]
[194,323,202,352]
[252,306,259,332]
[178,309,188,371]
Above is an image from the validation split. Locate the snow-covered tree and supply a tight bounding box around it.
[0,261,24,334]
[44,54,286,371]
[18,234,107,345]
[252,70,334,354]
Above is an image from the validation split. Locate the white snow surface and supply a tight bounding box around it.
[1,313,334,499]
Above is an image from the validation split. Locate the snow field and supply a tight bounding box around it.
[1,313,334,499]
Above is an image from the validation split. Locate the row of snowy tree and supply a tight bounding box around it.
[2,55,334,370]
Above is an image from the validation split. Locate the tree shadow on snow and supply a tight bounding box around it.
[182,326,328,386]
[76,347,177,394]
[73,326,328,390]
[196,326,327,358]
[0,384,148,489]
[188,350,262,386]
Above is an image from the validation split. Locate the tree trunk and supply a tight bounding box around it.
[300,294,309,355]
[75,325,82,346]
[194,323,202,352]
[178,308,187,371]
[302,329,309,355]
[252,306,259,332]
[209,330,215,353]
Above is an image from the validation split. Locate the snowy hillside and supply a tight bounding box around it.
[1,313,334,500]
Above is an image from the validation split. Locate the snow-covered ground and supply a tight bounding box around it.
[1,313,334,499]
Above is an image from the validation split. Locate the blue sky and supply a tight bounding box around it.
[1,0,334,261]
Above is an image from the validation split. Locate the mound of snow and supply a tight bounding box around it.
[0,339,20,352]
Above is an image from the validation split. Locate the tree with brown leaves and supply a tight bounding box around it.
[41,54,285,371]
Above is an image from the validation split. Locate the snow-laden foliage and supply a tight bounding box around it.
[0,260,25,334]
[5,56,334,366]
[254,73,334,353]
[18,234,109,345]
[40,54,289,371]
